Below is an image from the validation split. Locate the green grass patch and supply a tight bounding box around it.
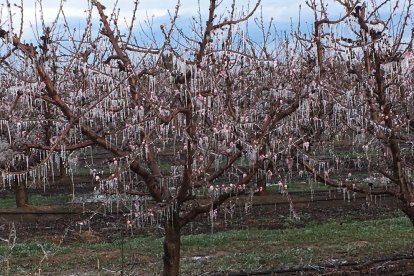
[0,194,71,209]
[179,217,414,273]
[1,216,413,274]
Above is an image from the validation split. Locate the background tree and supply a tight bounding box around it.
[298,0,414,224]
[0,0,317,274]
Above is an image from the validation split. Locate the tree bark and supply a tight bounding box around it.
[256,174,267,195]
[401,204,414,226]
[59,157,67,179]
[15,179,28,208]
[162,218,181,276]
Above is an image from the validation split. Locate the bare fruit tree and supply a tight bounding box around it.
[298,0,414,223]
[0,0,316,274]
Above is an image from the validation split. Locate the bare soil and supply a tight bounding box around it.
[0,190,400,240]
[0,187,409,275]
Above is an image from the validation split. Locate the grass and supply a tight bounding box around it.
[1,216,413,275]
[0,194,71,208]
[179,217,414,273]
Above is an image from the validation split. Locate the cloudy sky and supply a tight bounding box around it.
[11,0,308,23]
[1,0,318,41]
[1,0,402,41]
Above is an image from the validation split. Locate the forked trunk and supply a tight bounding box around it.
[162,219,181,276]
[15,179,28,208]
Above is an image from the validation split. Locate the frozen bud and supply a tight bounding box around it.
[95,176,100,181]
[209,185,214,191]
[39,82,46,90]
[410,202,414,207]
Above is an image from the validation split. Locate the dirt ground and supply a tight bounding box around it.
[0,190,411,275]
[0,190,401,240]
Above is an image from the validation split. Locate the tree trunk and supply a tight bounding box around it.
[162,219,181,276]
[401,204,414,226]
[59,157,66,179]
[15,180,28,208]
[256,174,267,195]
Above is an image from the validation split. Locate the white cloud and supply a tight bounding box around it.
[1,0,309,39]
[1,1,171,37]
[3,0,304,22]
[261,1,307,22]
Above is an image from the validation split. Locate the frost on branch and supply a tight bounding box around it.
[0,0,315,236]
